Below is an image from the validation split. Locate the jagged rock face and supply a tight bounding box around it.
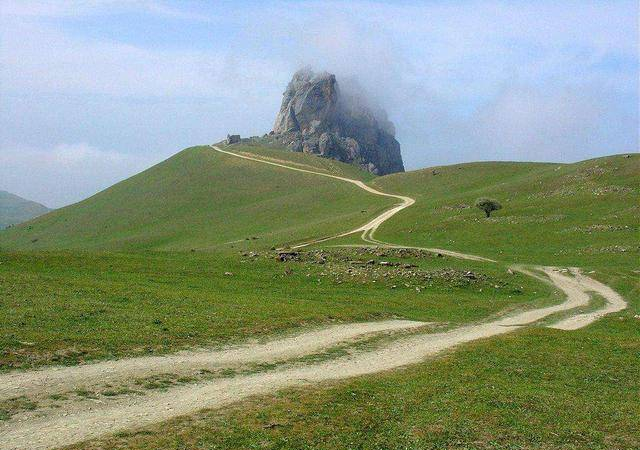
[272,69,404,175]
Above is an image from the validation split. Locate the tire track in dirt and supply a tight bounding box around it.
[0,320,427,401]
[0,266,622,450]
[0,145,625,450]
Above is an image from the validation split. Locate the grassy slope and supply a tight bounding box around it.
[372,154,639,269]
[0,145,392,251]
[80,318,638,450]
[1,249,550,371]
[0,145,554,370]
[0,191,49,229]
[71,153,640,449]
[234,142,378,182]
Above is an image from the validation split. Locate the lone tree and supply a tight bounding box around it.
[475,198,502,218]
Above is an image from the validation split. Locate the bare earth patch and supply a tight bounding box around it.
[0,146,626,450]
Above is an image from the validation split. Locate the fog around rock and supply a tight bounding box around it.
[269,68,404,175]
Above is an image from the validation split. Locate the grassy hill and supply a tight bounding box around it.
[0,145,393,251]
[234,141,378,181]
[5,143,634,259]
[0,191,50,230]
[1,145,638,448]
[372,153,639,269]
[69,151,639,450]
[0,143,568,370]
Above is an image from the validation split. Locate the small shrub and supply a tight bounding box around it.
[475,198,502,218]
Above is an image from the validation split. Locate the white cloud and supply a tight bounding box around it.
[472,86,605,160]
[0,19,286,99]
[0,143,160,207]
[0,0,210,21]
[0,0,637,203]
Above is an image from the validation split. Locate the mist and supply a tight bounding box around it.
[1,0,637,207]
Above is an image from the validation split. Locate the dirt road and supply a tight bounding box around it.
[0,320,427,401]
[0,146,625,450]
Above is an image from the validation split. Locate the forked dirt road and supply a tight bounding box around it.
[0,319,427,400]
[0,146,626,450]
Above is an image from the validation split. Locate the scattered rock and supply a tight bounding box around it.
[225,134,240,145]
[592,185,634,196]
[259,248,492,290]
[277,251,300,262]
[564,224,632,234]
[442,204,471,211]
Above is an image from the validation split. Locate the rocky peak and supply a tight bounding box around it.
[271,69,404,175]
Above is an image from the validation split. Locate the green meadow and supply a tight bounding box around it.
[1,145,637,449]
[0,145,393,252]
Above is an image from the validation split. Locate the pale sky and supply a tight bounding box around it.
[1,0,638,207]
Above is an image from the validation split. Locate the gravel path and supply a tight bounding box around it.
[0,320,427,401]
[0,146,625,450]
[0,267,622,450]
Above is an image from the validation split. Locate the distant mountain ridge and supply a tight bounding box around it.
[0,191,50,229]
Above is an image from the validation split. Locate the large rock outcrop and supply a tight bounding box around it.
[270,69,404,175]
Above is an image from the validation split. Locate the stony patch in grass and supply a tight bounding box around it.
[268,248,501,291]
[1,249,548,371]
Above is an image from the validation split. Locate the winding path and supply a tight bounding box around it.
[0,145,626,450]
